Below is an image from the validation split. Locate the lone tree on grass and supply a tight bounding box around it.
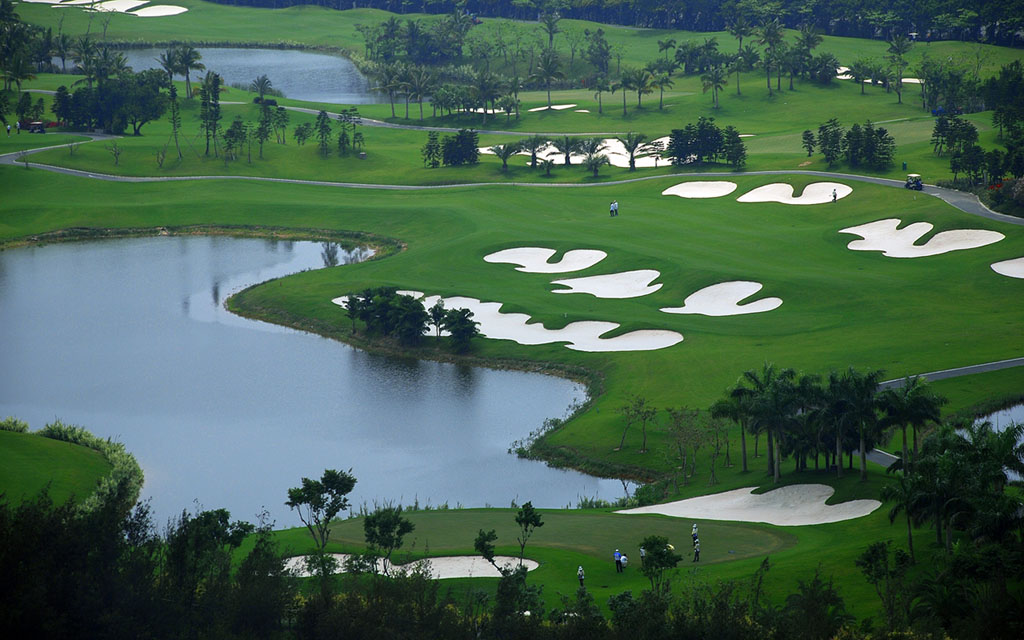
[515,501,544,567]
[363,505,415,576]
[638,534,682,592]
[285,468,357,550]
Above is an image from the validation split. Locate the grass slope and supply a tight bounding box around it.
[0,430,113,505]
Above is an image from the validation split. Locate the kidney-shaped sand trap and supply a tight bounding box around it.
[334,292,683,352]
[285,554,538,579]
[484,247,607,273]
[662,181,738,199]
[991,257,1024,278]
[617,484,881,526]
[660,281,782,316]
[738,182,852,205]
[131,4,188,15]
[528,104,577,112]
[840,218,1004,258]
[551,270,662,299]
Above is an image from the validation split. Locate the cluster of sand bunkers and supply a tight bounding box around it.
[333,179,1021,353]
[284,554,539,579]
[22,0,187,17]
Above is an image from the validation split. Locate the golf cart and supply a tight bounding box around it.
[904,174,923,190]
[28,121,45,134]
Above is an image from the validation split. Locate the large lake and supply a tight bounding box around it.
[0,237,619,526]
[119,47,381,105]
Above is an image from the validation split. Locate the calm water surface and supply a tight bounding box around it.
[0,237,618,526]
[119,47,381,105]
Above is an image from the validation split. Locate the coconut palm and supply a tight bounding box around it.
[840,367,885,482]
[405,66,435,122]
[650,73,674,109]
[156,46,178,86]
[250,74,273,102]
[592,74,610,115]
[529,48,564,109]
[701,65,727,108]
[616,132,649,171]
[879,376,945,472]
[756,18,784,96]
[887,34,913,104]
[623,67,652,107]
[489,142,521,172]
[738,363,796,483]
[880,472,925,562]
[373,62,402,118]
[727,15,752,58]
[176,46,204,99]
[657,37,676,60]
[611,75,631,116]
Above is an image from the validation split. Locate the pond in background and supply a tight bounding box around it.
[0,236,619,526]
[118,47,381,105]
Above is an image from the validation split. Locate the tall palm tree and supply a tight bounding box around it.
[592,74,610,115]
[887,34,913,104]
[406,66,435,122]
[54,33,72,74]
[611,74,631,116]
[250,74,273,102]
[529,48,563,109]
[841,367,885,481]
[848,59,873,94]
[756,18,784,96]
[373,62,402,118]
[157,46,178,86]
[624,67,653,107]
[616,132,649,171]
[711,389,752,472]
[701,65,727,108]
[473,70,501,124]
[177,46,204,99]
[727,15,752,58]
[880,472,924,561]
[540,11,561,49]
[657,38,676,60]
[797,24,823,57]
[879,376,945,472]
[739,363,796,482]
[650,73,674,109]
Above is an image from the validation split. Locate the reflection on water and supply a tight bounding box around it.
[0,237,618,526]
[978,403,1024,481]
[113,47,383,105]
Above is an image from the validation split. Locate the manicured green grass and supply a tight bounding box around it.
[0,430,112,505]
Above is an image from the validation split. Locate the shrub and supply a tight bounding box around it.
[0,416,30,432]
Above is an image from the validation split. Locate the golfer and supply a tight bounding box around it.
[693,540,700,562]
[614,548,623,573]
[577,565,585,586]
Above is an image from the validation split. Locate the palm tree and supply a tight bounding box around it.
[756,18,784,96]
[880,472,924,562]
[156,46,178,86]
[592,74,610,115]
[583,152,609,178]
[577,137,607,157]
[54,33,72,74]
[797,24,823,57]
[473,70,501,124]
[624,67,652,108]
[177,46,204,99]
[727,15,752,58]
[611,75,631,116]
[616,132,649,171]
[848,59,873,94]
[701,65,727,108]
[739,363,796,483]
[490,142,521,172]
[879,376,945,472]
[841,367,885,482]
[711,390,752,472]
[529,48,564,109]
[887,34,913,104]
[650,73,674,109]
[3,55,35,93]
[551,135,579,166]
[250,74,273,102]
[657,38,676,60]
[373,62,402,118]
[518,135,548,168]
[540,11,561,49]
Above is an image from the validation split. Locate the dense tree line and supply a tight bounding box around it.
[666,117,746,168]
[803,118,896,170]
[202,0,1024,46]
[343,287,481,351]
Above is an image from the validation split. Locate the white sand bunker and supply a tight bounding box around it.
[93,0,148,11]
[334,292,683,352]
[738,182,852,205]
[285,554,538,579]
[662,181,737,199]
[131,5,187,15]
[574,109,590,113]
[840,218,1004,258]
[478,136,670,169]
[991,257,1024,278]
[660,281,782,316]
[551,270,662,299]
[528,104,577,112]
[617,484,881,526]
[484,247,607,273]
